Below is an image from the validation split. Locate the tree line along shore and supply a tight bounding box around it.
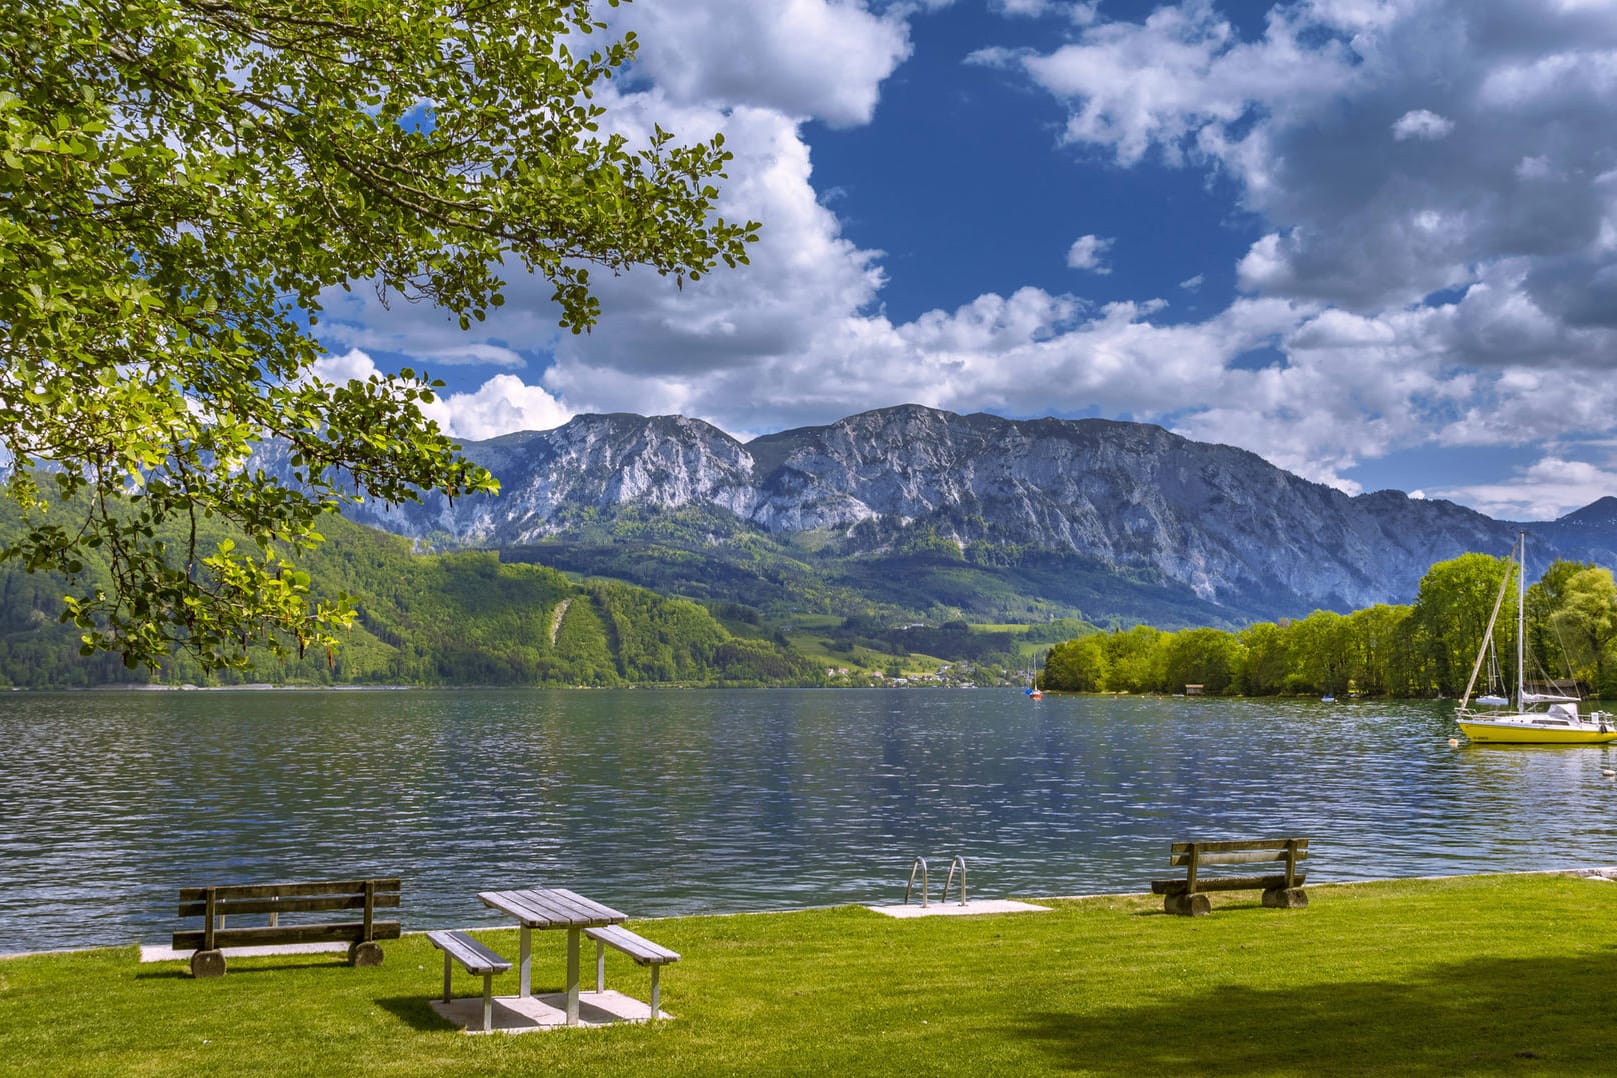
[1040,551,1617,700]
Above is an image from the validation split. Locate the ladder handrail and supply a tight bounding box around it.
[904,857,929,907]
[941,855,967,906]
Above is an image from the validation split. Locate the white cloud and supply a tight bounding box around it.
[983,0,1360,168]
[992,0,1056,15]
[317,86,889,423]
[308,0,1617,522]
[1000,0,1617,320]
[609,0,912,127]
[1066,233,1114,273]
[1390,108,1454,140]
[421,375,572,442]
[541,95,888,401]
[1516,155,1553,180]
[310,348,383,385]
[1437,457,1617,521]
[315,279,561,379]
[308,350,570,441]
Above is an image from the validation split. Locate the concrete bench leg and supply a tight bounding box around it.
[190,949,226,978]
[596,939,607,993]
[1262,887,1308,909]
[1165,893,1211,916]
[441,951,453,1002]
[649,966,662,1021]
[349,940,383,967]
[518,926,531,997]
[565,929,581,1025]
[480,972,495,1032]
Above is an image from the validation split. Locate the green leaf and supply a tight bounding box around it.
[0,0,754,674]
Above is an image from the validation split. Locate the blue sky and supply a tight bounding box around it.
[313,0,1617,522]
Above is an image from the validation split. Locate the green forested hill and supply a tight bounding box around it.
[0,510,821,688]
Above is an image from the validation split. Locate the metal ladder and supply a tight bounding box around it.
[942,855,967,906]
[904,855,967,907]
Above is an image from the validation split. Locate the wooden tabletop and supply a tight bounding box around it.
[477,887,627,929]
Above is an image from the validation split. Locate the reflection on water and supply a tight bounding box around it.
[3,688,1617,951]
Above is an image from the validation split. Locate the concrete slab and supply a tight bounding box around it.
[863,898,1051,918]
[429,990,670,1034]
[139,942,348,963]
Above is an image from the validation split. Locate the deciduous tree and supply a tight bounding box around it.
[0,0,755,669]
[1551,566,1617,695]
[1412,552,1511,696]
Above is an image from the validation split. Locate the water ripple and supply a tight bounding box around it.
[5,689,1617,951]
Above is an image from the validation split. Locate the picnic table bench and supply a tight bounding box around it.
[587,923,681,1021]
[172,877,401,977]
[1151,838,1308,916]
[428,929,511,1032]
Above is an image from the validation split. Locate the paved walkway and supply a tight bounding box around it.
[139,941,347,963]
[863,898,1050,918]
[429,990,667,1033]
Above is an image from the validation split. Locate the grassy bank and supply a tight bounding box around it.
[3,874,1614,1076]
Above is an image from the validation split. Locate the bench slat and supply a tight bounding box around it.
[428,929,509,1033]
[545,888,628,923]
[1153,873,1306,896]
[176,893,402,918]
[478,889,567,928]
[1168,839,1307,855]
[428,930,511,975]
[172,921,402,950]
[177,879,401,902]
[586,924,680,965]
[1168,849,1310,868]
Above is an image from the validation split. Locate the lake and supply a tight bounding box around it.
[5,687,1617,953]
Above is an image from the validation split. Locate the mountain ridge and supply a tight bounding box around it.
[319,405,1616,626]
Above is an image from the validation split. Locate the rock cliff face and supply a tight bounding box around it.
[331,405,1617,618]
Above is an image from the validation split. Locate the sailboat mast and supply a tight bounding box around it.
[1515,531,1526,712]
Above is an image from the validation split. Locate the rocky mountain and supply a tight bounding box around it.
[318,405,1617,626]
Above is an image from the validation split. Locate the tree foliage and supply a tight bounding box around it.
[1549,567,1617,696]
[0,0,756,670]
[1409,553,1511,695]
[1041,550,1617,700]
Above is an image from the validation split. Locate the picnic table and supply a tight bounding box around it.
[477,888,627,1026]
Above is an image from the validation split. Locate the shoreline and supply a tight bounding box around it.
[8,864,1614,963]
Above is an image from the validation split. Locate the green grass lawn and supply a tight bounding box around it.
[4,874,1616,1076]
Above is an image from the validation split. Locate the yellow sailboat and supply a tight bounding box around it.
[1454,533,1617,744]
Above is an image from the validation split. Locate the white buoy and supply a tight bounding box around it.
[1448,738,1460,747]
[1602,769,1614,778]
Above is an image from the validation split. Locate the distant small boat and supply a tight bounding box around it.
[1321,695,1335,703]
[1026,671,1042,699]
[1455,533,1617,745]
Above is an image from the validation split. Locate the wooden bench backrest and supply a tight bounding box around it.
[1169,839,1308,865]
[1170,839,1307,891]
[177,878,402,918]
[175,878,401,952]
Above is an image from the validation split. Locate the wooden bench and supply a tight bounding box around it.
[172,877,402,977]
[1151,838,1308,916]
[427,930,512,1033]
[586,923,681,1021]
